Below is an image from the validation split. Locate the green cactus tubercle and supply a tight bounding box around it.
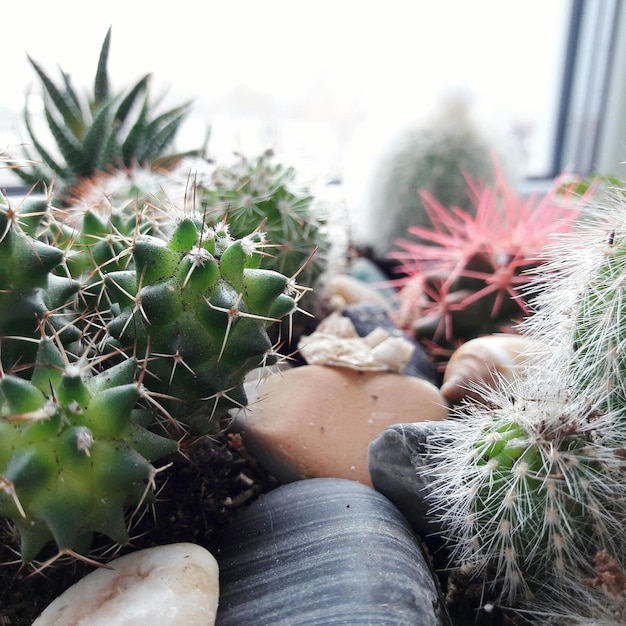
[0,198,81,371]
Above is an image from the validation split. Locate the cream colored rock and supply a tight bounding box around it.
[441,333,546,404]
[233,364,448,487]
[298,312,415,373]
[33,543,219,626]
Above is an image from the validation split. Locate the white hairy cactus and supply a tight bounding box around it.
[427,365,626,604]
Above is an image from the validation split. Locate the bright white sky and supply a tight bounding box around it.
[2,0,570,181]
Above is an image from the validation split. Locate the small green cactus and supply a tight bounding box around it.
[353,92,519,260]
[0,196,80,372]
[427,372,626,603]
[200,150,330,293]
[524,193,626,417]
[105,216,304,433]
[0,337,177,562]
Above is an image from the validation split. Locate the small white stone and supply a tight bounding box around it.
[298,312,415,373]
[33,543,219,626]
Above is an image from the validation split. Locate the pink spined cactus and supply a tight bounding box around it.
[387,166,595,359]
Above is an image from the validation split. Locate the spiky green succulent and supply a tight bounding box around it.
[200,150,330,291]
[519,189,626,425]
[0,337,176,562]
[0,196,80,372]
[105,215,303,433]
[14,26,205,201]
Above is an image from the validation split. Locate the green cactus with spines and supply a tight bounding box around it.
[0,200,81,373]
[0,150,310,566]
[0,336,177,562]
[566,227,626,416]
[200,150,330,293]
[427,371,626,606]
[104,217,302,434]
[518,190,626,425]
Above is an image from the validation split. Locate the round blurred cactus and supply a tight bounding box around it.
[350,90,521,261]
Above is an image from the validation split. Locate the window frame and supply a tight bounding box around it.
[552,0,624,178]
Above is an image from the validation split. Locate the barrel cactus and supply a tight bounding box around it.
[427,369,626,604]
[104,215,304,433]
[523,189,626,418]
[388,168,594,366]
[199,149,330,293]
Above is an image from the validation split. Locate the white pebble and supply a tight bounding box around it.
[33,543,219,626]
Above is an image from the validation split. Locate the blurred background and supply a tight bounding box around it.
[5,0,620,195]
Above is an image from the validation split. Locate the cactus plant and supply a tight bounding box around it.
[352,91,520,261]
[199,149,330,291]
[427,369,626,604]
[0,153,307,563]
[13,26,205,201]
[104,215,305,433]
[423,185,626,621]
[388,167,594,366]
[0,334,177,564]
[0,193,81,372]
[522,190,626,418]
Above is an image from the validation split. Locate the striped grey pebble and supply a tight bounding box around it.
[212,477,451,626]
[368,421,459,572]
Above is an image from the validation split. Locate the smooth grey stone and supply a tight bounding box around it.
[341,301,437,384]
[211,477,451,626]
[368,421,459,540]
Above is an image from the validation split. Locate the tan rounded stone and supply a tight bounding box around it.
[324,274,395,314]
[441,333,545,404]
[233,364,448,487]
